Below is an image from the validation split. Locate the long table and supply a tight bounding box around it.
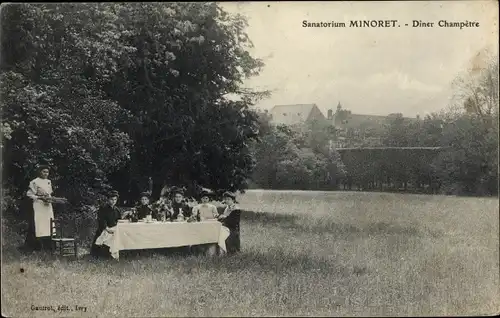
[95,220,230,259]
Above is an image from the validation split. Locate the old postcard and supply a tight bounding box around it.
[1,1,498,317]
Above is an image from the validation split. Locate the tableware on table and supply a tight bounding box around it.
[146,215,152,222]
[177,212,185,221]
[187,216,198,223]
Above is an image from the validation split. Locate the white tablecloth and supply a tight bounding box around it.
[95,220,230,259]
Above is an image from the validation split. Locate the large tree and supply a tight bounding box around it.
[452,52,499,122]
[1,3,267,205]
[96,3,268,198]
[433,55,499,195]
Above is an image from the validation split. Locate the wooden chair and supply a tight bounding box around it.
[50,218,78,258]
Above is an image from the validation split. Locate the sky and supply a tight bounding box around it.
[221,1,499,117]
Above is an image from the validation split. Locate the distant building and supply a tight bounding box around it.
[329,102,417,148]
[269,104,327,126]
[268,102,419,150]
[331,102,388,130]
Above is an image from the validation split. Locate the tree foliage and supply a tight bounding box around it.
[452,53,499,121]
[250,114,345,190]
[1,3,266,207]
[374,57,498,196]
[432,115,498,195]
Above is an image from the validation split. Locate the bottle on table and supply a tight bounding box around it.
[177,208,184,221]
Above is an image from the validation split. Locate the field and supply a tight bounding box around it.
[1,190,499,317]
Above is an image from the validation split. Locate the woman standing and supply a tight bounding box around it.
[90,190,122,259]
[217,191,241,254]
[25,165,54,251]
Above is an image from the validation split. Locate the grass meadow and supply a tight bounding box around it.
[1,190,499,317]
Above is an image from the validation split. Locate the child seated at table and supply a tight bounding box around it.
[192,190,218,221]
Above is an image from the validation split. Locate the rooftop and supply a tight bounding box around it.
[270,104,324,125]
[332,111,416,130]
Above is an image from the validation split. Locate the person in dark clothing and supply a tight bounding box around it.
[170,188,192,221]
[135,192,154,220]
[90,190,122,259]
[217,191,241,254]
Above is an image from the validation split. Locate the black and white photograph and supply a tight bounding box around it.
[1,1,499,317]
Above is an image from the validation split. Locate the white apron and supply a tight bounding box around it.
[27,178,54,237]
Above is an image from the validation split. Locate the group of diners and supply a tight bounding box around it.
[89,187,241,259]
[23,164,241,259]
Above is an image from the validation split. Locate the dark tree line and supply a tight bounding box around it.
[338,147,442,193]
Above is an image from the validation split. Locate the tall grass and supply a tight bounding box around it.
[2,190,499,317]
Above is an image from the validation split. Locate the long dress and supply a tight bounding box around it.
[219,204,241,254]
[90,204,122,258]
[25,178,54,250]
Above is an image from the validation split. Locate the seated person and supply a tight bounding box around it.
[192,190,218,221]
[217,191,241,254]
[90,190,122,259]
[123,192,153,221]
[171,187,192,221]
[135,192,154,219]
